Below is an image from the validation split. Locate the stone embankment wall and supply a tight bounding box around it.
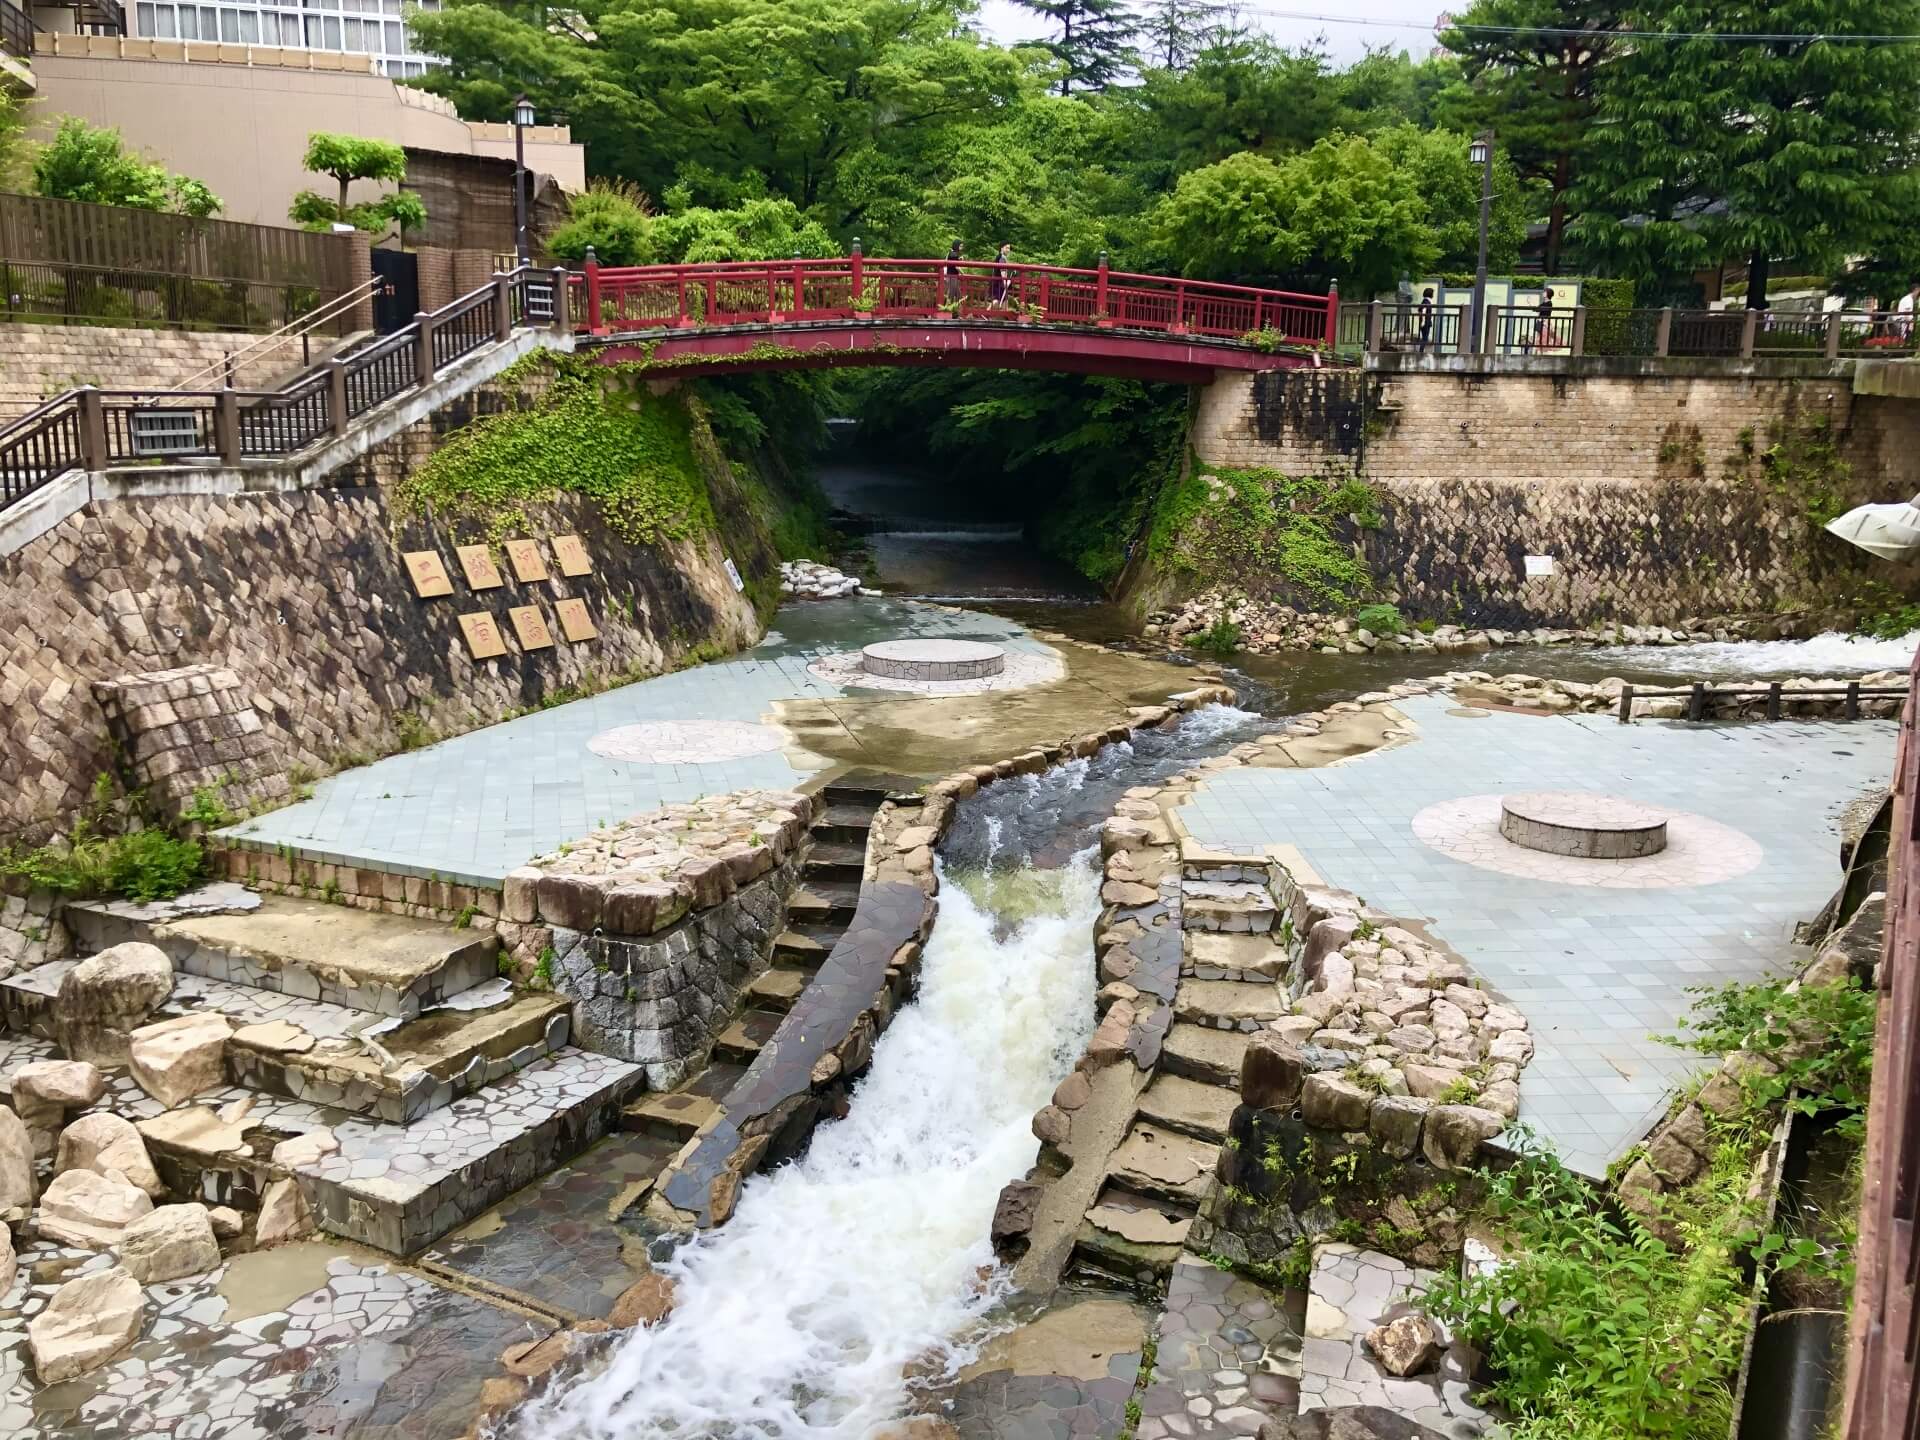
[0,324,291,419]
[1171,360,1920,627]
[0,375,775,840]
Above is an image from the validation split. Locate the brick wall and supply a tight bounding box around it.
[1182,360,1919,626]
[0,324,283,419]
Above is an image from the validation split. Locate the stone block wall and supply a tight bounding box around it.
[0,886,69,981]
[93,663,290,823]
[1181,361,1920,627]
[0,480,760,840]
[0,324,289,419]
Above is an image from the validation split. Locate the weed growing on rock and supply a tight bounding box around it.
[1187,617,1242,654]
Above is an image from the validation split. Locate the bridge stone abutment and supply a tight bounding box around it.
[1185,355,1920,627]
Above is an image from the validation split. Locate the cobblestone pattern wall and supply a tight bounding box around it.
[1,481,760,840]
[0,886,69,980]
[0,324,286,419]
[95,663,291,822]
[549,854,803,1089]
[1189,368,1915,626]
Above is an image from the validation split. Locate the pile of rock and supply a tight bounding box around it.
[505,790,814,938]
[1145,589,1762,657]
[778,559,875,600]
[0,940,310,1385]
[1446,667,1906,720]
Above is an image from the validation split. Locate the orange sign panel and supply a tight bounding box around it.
[509,605,555,650]
[555,597,598,642]
[457,611,508,659]
[504,539,549,583]
[402,551,454,598]
[552,534,593,577]
[456,544,505,590]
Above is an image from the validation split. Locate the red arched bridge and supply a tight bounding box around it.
[573,255,1338,383]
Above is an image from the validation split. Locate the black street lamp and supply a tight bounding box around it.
[511,93,535,267]
[1468,131,1493,353]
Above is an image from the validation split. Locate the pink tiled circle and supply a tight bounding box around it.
[1411,793,1762,888]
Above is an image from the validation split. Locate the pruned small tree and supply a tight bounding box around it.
[289,132,422,237]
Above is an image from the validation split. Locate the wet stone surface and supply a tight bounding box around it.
[1134,1255,1303,1440]
[423,1130,682,1321]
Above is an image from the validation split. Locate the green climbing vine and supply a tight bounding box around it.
[391,358,716,545]
[1146,459,1381,606]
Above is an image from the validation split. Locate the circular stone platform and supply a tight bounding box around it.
[861,638,1007,681]
[1499,791,1669,859]
[1411,793,1762,889]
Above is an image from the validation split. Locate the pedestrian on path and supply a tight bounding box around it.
[1417,287,1435,353]
[991,243,1012,306]
[944,240,963,305]
[1526,287,1556,354]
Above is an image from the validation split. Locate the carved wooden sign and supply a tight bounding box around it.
[456,544,505,590]
[505,539,549,583]
[509,604,555,650]
[457,611,508,659]
[552,534,593,577]
[555,597,598,642]
[403,551,454,598]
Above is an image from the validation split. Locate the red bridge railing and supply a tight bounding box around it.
[573,252,1337,351]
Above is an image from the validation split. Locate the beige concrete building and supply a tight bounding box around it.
[20,34,585,230]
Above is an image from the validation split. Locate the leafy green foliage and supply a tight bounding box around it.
[393,361,715,546]
[1011,0,1141,96]
[1666,972,1877,1141]
[1187,617,1242,653]
[33,118,223,217]
[547,179,655,265]
[291,132,416,234]
[2,825,204,905]
[1148,463,1380,606]
[1354,602,1404,635]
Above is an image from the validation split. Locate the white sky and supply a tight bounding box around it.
[974,0,1451,64]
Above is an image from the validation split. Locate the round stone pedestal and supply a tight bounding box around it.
[860,638,1006,681]
[1499,791,1669,859]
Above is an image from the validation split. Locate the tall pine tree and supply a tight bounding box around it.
[1139,0,1233,71]
[1573,0,1920,304]
[1013,0,1142,94]
[1437,0,1621,275]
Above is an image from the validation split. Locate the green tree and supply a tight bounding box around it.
[1436,0,1619,275]
[288,132,424,237]
[33,118,223,216]
[1121,39,1347,184]
[1011,0,1141,95]
[548,180,657,265]
[299,132,407,217]
[652,197,839,263]
[1138,0,1233,70]
[1573,0,1920,306]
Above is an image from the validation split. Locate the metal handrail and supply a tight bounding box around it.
[170,274,381,392]
[0,265,568,509]
[1618,680,1907,724]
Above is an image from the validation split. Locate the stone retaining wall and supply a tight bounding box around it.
[1177,363,1920,627]
[0,324,280,420]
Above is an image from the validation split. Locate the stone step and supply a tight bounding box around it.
[742,967,809,1014]
[65,887,499,1018]
[129,1044,641,1254]
[619,1059,748,1141]
[1071,1186,1191,1288]
[811,803,880,847]
[1105,1123,1217,1207]
[1136,1072,1238,1144]
[773,926,838,971]
[803,841,867,884]
[1179,840,1271,886]
[1174,978,1286,1032]
[1180,880,1278,935]
[1160,1022,1251,1088]
[1183,930,1288,982]
[787,881,861,927]
[3,960,569,1123]
[713,1008,784,1065]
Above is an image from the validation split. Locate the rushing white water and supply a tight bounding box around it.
[520,856,1101,1439]
[1593,629,1920,677]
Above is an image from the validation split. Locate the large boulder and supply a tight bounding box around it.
[1301,1073,1373,1132]
[128,1012,231,1108]
[0,1105,35,1218]
[255,1177,314,1247]
[56,1112,165,1199]
[12,1060,106,1132]
[54,942,174,1065]
[1363,1314,1443,1376]
[37,1167,153,1249]
[1242,1033,1306,1110]
[118,1203,221,1283]
[27,1265,145,1383]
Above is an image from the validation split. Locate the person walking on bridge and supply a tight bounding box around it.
[991,243,1012,306]
[944,240,963,306]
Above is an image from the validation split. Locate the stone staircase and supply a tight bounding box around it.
[617,781,885,1146]
[1073,847,1287,1287]
[0,886,640,1255]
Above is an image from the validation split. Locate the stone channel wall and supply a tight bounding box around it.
[1176,360,1920,628]
[0,324,285,419]
[1,459,762,843]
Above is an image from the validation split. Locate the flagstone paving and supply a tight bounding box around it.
[1175,696,1897,1176]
